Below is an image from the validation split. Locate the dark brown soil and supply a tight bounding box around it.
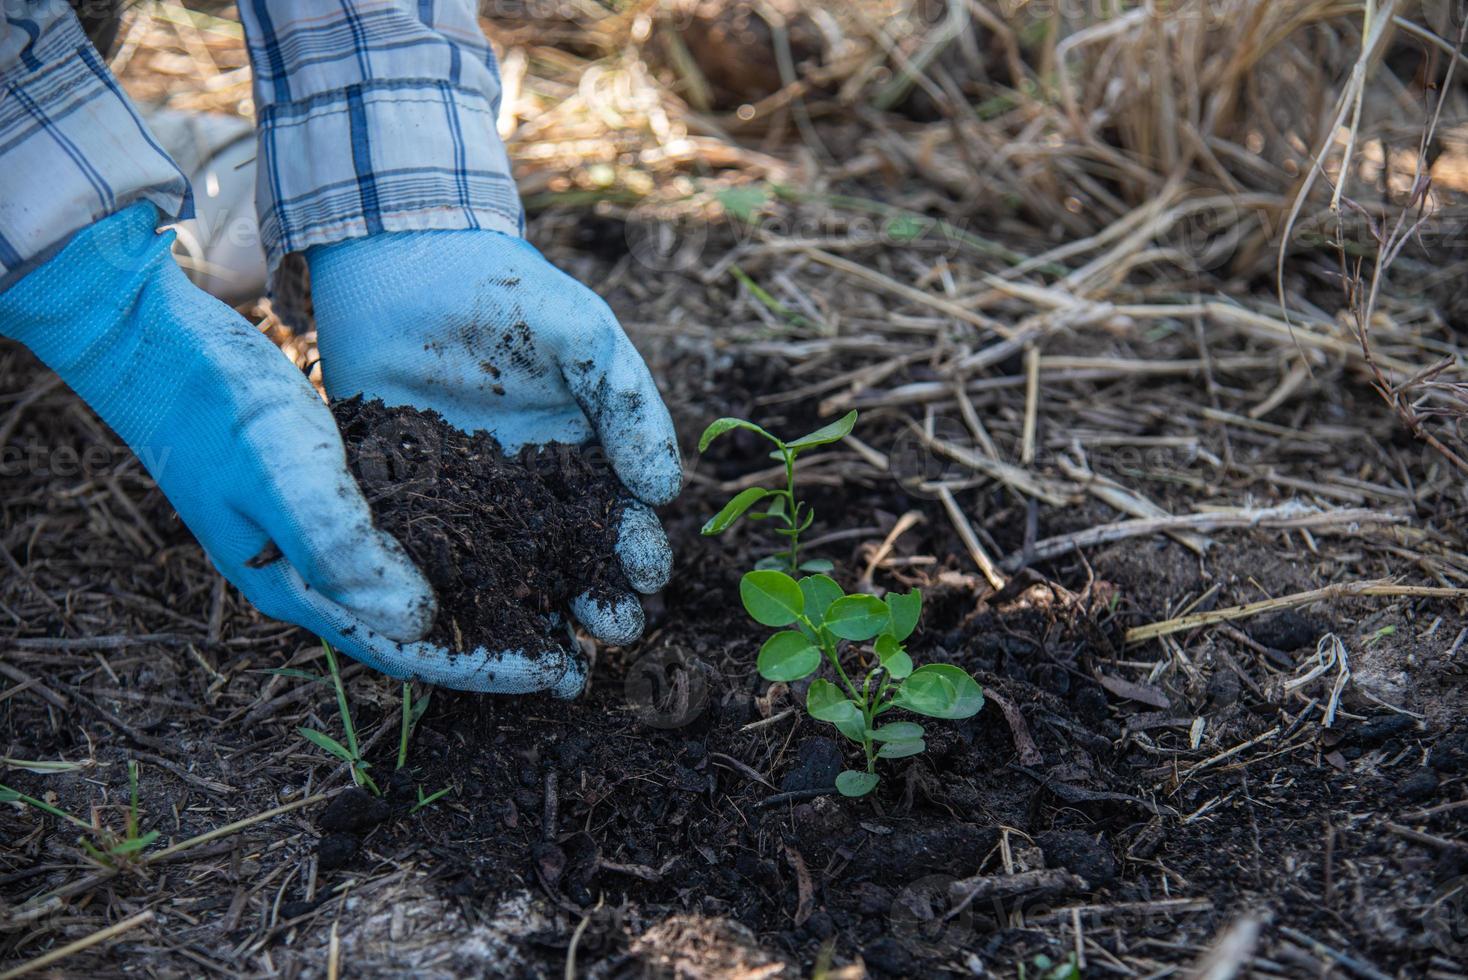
[331,397,629,653]
[3,340,1468,977]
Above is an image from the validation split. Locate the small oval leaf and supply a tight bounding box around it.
[799,574,844,625]
[873,635,914,679]
[807,680,866,742]
[698,417,779,452]
[787,410,859,451]
[757,631,821,682]
[876,738,926,759]
[893,664,985,719]
[807,680,857,721]
[836,770,880,797]
[825,594,891,641]
[871,722,925,742]
[799,558,835,574]
[740,570,805,627]
[701,487,770,535]
[886,589,922,641]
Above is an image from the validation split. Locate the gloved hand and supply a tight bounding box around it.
[0,203,585,696]
[306,228,681,660]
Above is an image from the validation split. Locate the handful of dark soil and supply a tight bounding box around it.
[331,397,629,653]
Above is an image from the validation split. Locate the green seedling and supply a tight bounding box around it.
[740,568,983,796]
[298,659,451,811]
[700,410,983,797]
[397,682,451,812]
[397,681,432,771]
[1020,952,1083,980]
[0,759,158,867]
[298,641,378,795]
[697,410,859,575]
[412,785,452,814]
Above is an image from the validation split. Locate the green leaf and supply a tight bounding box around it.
[757,632,821,682]
[798,558,835,574]
[412,786,452,813]
[701,487,771,535]
[876,738,926,759]
[698,417,780,452]
[714,184,770,222]
[298,727,356,765]
[874,635,913,680]
[806,679,850,719]
[834,713,867,743]
[786,411,859,451]
[0,789,20,803]
[753,554,787,570]
[886,215,929,241]
[740,570,804,627]
[799,574,844,625]
[265,668,323,682]
[892,665,985,719]
[111,830,159,854]
[410,687,433,728]
[886,590,922,641]
[806,680,866,742]
[871,722,925,742]
[0,758,83,774]
[836,770,880,797]
[825,594,891,641]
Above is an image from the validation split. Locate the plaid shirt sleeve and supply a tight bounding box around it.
[0,3,192,287]
[238,1,527,315]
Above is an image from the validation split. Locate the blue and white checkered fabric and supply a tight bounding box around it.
[1,0,524,304]
[0,3,192,287]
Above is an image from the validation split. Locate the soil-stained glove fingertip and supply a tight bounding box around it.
[617,504,673,594]
[571,592,645,646]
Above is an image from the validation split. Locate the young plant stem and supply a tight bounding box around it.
[127,761,140,840]
[860,674,877,774]
[0,785,93,830]
[320,641,378,794]
[322,644,357,761]
[811,624,860,703]
[781,449,800,574]
[803,618,883,774]
[397,682,411,771]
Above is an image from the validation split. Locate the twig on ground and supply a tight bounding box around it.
[0,909,154,979]
[1127,583,1468,644]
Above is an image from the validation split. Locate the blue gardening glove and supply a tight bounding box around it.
[0,203,583,696]
[307,229,682,660]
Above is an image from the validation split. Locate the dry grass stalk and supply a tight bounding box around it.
[1127,581,1468,644]
[0,910,154,979]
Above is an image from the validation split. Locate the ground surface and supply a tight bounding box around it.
[3,318,1467,977]
[5,1,1468,978]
